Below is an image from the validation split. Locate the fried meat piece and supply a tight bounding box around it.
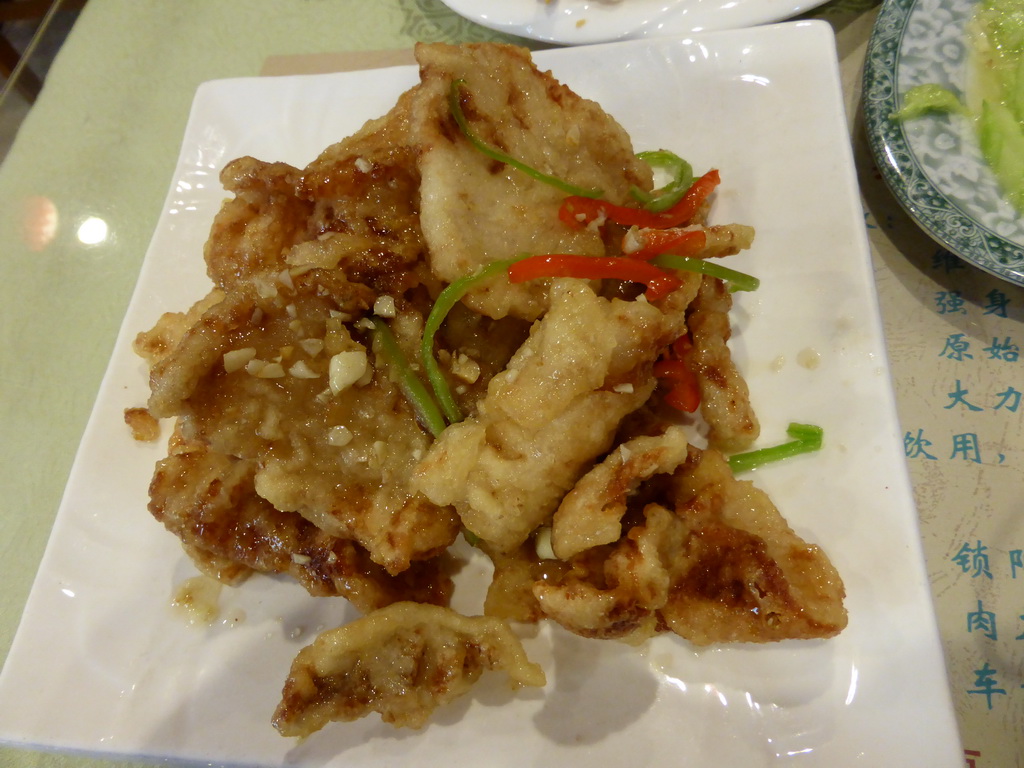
[480,538,567,624]
[411,42,653,321]
[413,278,683,552]
[124,406,161,442]
[658,448,847,644]
[273,602,545,734]
[686,275,760,452]
[149,448,453,612]
[179,540,253,587]
[133,289,225,367]
[551,425,691,560]
[146,271,460,574]
[206,87,426,297]
[535,446,847,645]
[293,90,427,297]
[204,158,313,290]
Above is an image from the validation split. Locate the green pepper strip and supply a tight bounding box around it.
[630,150,695,212]
[372,317,447,439]
[421,257,524,425]
[449,80,603,199]
[652,253,760,292]
[727,423,824,474]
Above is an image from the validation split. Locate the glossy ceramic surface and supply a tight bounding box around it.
[0,22,963,767]
[863,0,1024,285]
[438,0,830,44]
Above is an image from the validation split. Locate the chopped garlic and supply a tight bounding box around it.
[451,353,481,384]
[288,360,320,379]
[373,295,397,318]
[622,226,643,254]
[612,382,634,394]
[327,425,353,447]
[329,349,369,394]
[534,527,555,560]
[291,553,312,565]
[254,276,278,299]
[299,338,324,357]
[258,362,285,379]
[223,347,257,373]
[246,359,285,379]
[354,157,372,173]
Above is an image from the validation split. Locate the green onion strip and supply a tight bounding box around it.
[371,317,448,439]
[449,80,604,199]
[652,253,760,292]
[727,423,824,474]
[630,150,695,212]
[421,258,523,425]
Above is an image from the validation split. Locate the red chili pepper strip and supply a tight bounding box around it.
[653,359,700,413]
[625,227,707,261]
[507,254,682,301]
[671,333,694,358]
[560,169,721,231]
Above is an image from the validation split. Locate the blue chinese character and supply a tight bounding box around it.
[1011,549,1023,579]
[935,291,968,314]
[983,289,1010,317]
[938,333,973,361]
[951,433,983,462]
[945,381,984,411]
[994,387,1023,412]
[952,540,993,579]
[903,429,938,460]
[1017,614,1024,641]
[967,662,1007,709]
[983,337,1020,362]
[967,600,998,640]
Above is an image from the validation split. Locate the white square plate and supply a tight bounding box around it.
[0,21,964,767]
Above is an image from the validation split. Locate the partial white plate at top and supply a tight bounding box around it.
[863,0,1024,284]
[439,0,831,44]
[0,21,963,768]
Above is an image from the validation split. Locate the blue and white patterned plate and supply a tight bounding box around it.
[863,0,1024,285]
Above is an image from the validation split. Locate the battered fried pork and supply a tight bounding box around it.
[686,275,760,452]
[129,40,846,737]
[149,447,453,612]
[534,446,848,644]
[145,270,459,574]
[412,277,691,552]
[273,602,545,734]
[410,42,653,320]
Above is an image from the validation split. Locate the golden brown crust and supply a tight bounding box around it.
[148,447,454,612]
[686,276,760,452]
[272,602,545,734]
[535,446,846,645]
